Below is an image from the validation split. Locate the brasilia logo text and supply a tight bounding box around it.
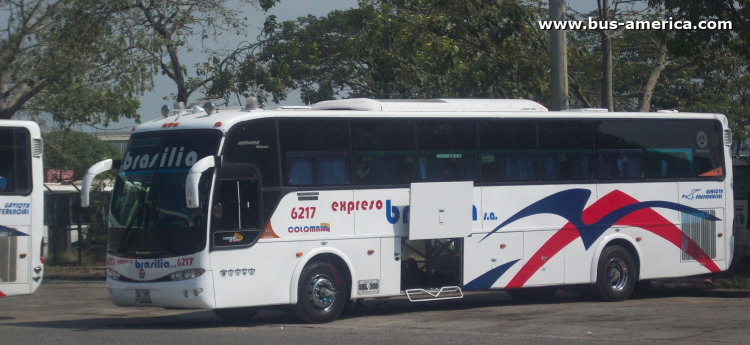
[122,146,199,171]
[135,259,172,269]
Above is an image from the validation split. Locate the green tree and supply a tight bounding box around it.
[0,0,151,124]
[103,0,278,105]
[43,130,122,181]
[210,0,549,105]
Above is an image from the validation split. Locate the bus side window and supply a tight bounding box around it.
[539,121,594,181]
[479,120,537,182]
[595,120,645,180]
[417,119,478,182]
[280,119,351,186]
[351,119,416,186]
[0,128,31,194]
[223,118,280,187]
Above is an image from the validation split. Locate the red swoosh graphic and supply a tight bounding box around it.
[506,190,719,288]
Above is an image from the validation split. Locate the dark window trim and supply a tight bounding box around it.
[254,117,727,189]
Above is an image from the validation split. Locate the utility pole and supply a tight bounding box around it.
[549,0,569,111]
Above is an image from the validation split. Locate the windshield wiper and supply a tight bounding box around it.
[117,188,147,253]
[147,185,174,254]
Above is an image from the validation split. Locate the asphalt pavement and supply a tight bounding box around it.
[0,279,749,344]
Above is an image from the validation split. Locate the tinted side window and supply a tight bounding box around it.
[223,118,280,187]
[417,120,478,182]
[692,120,725,177]
[351,119,416,185]
[596,119,724,180]
[0,128,31,194]
[479,120,537,182]
[538,121,594,181]
[638,120,723,179]
[280,119,350,186]
[595,120,645,179]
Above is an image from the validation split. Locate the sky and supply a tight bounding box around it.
[99,0,602,132]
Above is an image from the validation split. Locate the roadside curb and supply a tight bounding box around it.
[700,289,750,298]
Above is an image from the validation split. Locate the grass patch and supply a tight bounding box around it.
[717,275,750,290]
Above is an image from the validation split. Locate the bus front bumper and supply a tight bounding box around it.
[107,272,215,309]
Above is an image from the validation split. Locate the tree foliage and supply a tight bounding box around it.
[102,0,277,105]
[210,0,550,105]
[43,130,122,181]
[0,0,151,124]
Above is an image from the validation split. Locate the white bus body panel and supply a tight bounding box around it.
[408,182,473,240]
[210,238,382,308]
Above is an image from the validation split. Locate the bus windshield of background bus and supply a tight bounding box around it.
[108,130,221,256]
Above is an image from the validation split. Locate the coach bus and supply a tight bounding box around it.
[0,120,44,297]
[82,98,733,323]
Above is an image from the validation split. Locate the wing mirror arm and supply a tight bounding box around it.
[81,159,120,207]
[186,155,221,209]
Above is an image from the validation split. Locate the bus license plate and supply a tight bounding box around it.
[135,289,151,303]
[357,280,379,295]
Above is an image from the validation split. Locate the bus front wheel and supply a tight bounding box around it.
[293,261,347,323]
[591,245,637,302]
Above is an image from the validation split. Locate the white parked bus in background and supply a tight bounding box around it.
[82,98,734,323]
[0,120,44,297]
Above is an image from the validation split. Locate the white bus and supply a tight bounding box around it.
[0,120,44,297]
[83,99,733,323]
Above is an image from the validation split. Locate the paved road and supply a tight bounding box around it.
[0,280,749,344]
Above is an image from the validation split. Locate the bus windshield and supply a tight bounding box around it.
[108,129,222,257]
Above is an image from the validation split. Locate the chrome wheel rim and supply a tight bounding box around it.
[308,274,337,311]
[606,258,628,291]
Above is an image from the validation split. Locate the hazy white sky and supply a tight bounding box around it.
[102,0,603,131]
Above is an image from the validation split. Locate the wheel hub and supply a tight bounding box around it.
[606,258,628,291]
[308,274,337,311]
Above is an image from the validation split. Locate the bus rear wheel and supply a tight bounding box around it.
[293,261,347,323]
[591,245,637,302]
[214,307,259,322]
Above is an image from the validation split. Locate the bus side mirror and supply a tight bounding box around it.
[186,155,221,209]
[81,159,119,207]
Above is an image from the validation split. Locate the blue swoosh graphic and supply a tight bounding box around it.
[0,225,29,236]
[464,259,521,291]
[481,189,721,250]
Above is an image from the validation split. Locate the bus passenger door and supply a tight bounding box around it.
[211,179,262,247]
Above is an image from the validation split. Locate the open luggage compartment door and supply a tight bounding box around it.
[408,182,473,240]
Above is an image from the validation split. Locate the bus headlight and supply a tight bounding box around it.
[107,268,121,281]
[169,269,205,281]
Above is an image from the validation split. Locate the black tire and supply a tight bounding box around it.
[214,307,259,322]
[590,245,637,302]
[506,286,558,302]
[293,261,347,323]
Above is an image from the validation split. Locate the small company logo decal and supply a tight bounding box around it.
[138,269,145,279]
[222,232,244,242]
[288,223,331,233]
[220,268,255,277]
[682,189,723,200]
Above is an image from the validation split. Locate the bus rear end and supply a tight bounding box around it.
[0,120,44,297]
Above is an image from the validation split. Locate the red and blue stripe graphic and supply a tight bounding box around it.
[465,189,721,290]
[0,225,29,237]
